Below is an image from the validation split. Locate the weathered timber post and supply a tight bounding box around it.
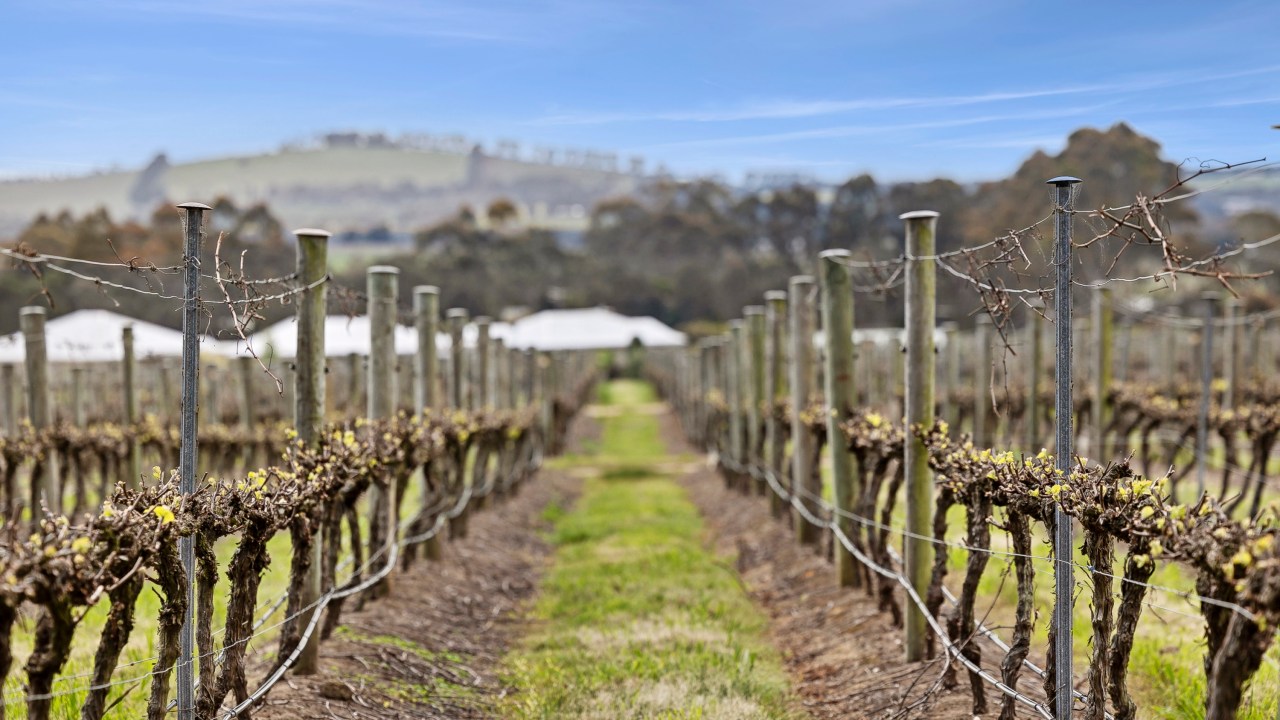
[819,251,858,587]
[1197,292,1216,501]
[789,276,820,546]
[973,315,991,448]
[71,367,85,426]
[413,287,440,415]
[727,320,745,490]
[122,326,141,487]
[1027,301,1044,452]
[346,353,361,414]
[1225,296,1241,410]
[237,355,255,430]
[943,322,960,432]
[476,317,492,409]
[20,306,58,514]
[413,286,443,560]
[367,265,399,597]
[764,291,788,518]
[902,210,937,661]
[1,364,15,436]
[1092,288,1113,462]
[745,306,766,495]
[291,228,330,674]
[447,309,468,410]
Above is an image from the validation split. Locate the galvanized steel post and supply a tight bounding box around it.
[175,200,209,720]
[1048,176,1081,720]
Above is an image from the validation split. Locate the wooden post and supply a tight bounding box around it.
[788,276,820,546]
[973,316,991,448]
[292,227,330,674]
[447,309,468,409]
[21,306,58,515]
[1,364,15,436]
[901,210,937,661]
[745,306,766,495]
[346,353,361,414]
[763,291,788,516]
[71,367,85,426]
[1092,288,1113,462]
[237,355,254,430]
[367,265,399,596]
[819,251,859,587]
[475,317,492,409]
[1027,301,1043,452]
[1225,296,1241,409]
[940,324,958,432]
[122,326,141,487]
[413,286,440,413]
[727,321,745,490]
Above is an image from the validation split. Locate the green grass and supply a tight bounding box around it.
[501,380,804,719]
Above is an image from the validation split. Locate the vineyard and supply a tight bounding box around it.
[2,166,1280,720]
[646,174,1280,719]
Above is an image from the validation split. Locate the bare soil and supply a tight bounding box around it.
[658,411,1049,720]
[250,420,593,720]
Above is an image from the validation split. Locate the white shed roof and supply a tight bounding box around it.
[0,309,196,363]
[504,307,685,351]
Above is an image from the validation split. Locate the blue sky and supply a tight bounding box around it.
[2,0,1278,183]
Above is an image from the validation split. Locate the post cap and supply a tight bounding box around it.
[367,265,399,275]
[19,306,46,317]
[293,228,332,239]
[1045,176,1083,186]
[898,210,940,220]
[475,316,492,325]
[788,275,815,286]
[413,285,440,295]
[446,308,469,318]
[176,202,212,210]
[764,290,788,301]
[818,248,851,259]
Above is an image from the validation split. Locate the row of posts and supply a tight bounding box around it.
[11,203,580,719]
[670,179,1085,718]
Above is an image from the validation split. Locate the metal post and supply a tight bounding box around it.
[20,306,57,512]
[901,211,937,661]
[1047,176,1080,719]
[175,201,209,720]
[293,227,330,674]
[1197,292,1216,501]
[414,286,440,413]
[1092,288,1113,462]
[819,250,858,588]
[788,275,819,546]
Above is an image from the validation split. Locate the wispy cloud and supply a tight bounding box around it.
[636,104,1114,151]
[56,0,632,43]
[533,63,1280,126]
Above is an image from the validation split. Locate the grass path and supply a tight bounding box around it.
[501,380,806,720]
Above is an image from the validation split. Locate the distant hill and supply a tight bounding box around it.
[0,136,647,238]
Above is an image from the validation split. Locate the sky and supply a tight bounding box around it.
[2,0,1279,183]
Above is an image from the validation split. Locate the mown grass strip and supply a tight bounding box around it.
[502,380,804,719]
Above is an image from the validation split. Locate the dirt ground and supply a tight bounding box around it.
[250,422,591,720]
[658,411,1050,720]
